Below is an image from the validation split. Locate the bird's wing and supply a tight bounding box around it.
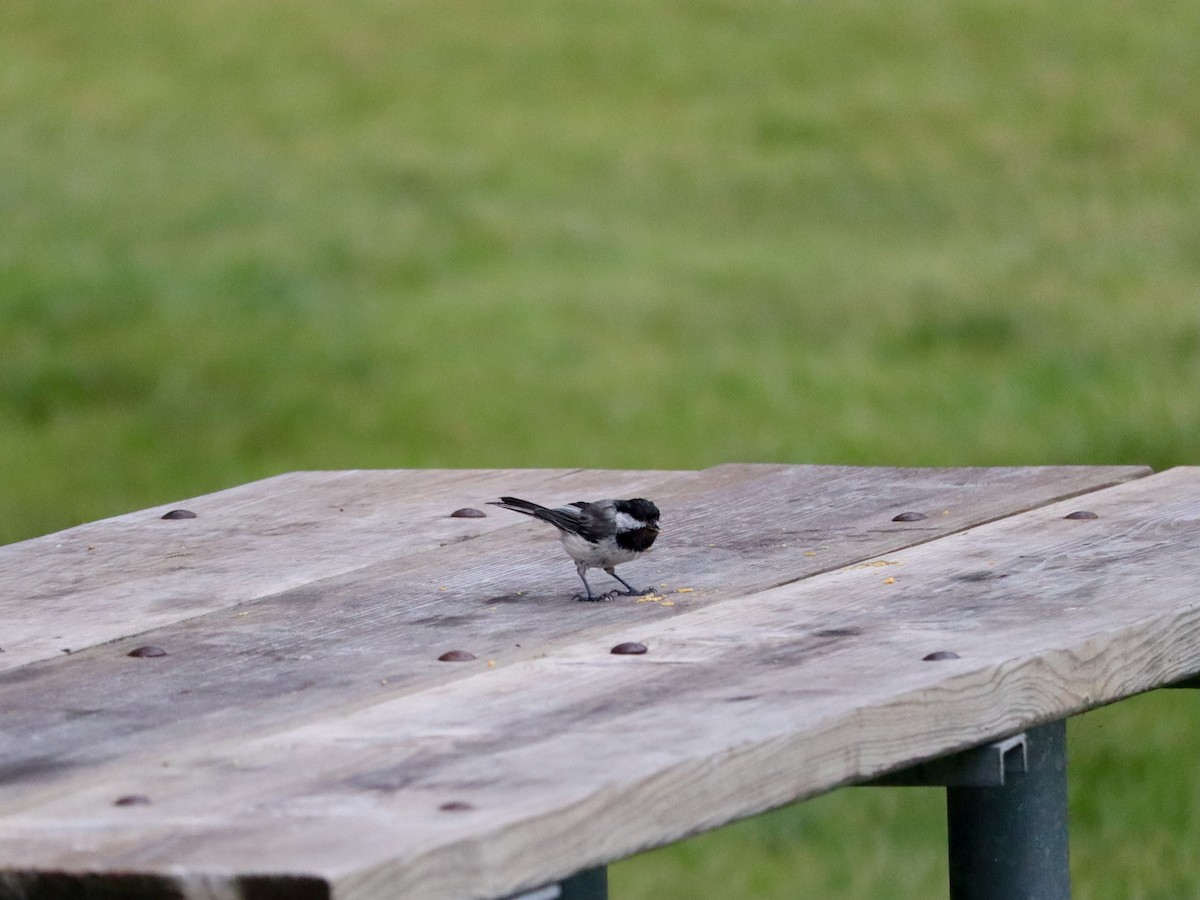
[559,500,613,542]
[534,501,601,539]
[490,497,600,540]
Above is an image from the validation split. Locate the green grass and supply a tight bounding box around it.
[3,0,1199,895]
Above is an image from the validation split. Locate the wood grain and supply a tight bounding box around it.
[0,466,1142,802]
[0,468,683,671]
[0,464,1173,900]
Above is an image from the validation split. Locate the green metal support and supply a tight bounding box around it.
[558,867,608,900]
[511,724,1071,900]
[866,721,1070,899]
[507,866,607,900]
[945,720,1070,900]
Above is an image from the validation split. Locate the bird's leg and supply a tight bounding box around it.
[605,567,654,596]
[572,563,607,602]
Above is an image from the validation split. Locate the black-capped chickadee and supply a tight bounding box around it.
[488,496,661,601]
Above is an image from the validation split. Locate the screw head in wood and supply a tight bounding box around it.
[450,507,487,518]
[128,646,168,658]
[922,650,960,661]
[161,509,197,520]
[611,642,648,655]
[437,650,477,662]
[114,795,151,806]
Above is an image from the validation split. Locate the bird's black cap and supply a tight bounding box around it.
[615,498,660,522]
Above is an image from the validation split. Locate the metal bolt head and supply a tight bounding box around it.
[611,642,648,655]
[128,646,168,658]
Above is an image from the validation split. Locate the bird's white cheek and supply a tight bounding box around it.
[613,511,641,531]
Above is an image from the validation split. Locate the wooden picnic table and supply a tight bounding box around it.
[2,464,1199,899]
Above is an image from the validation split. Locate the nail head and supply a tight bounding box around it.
[892,511,928,522]
[611,642,648,655]
[450,507,487,518]
[128,646,168,658]
[437,650,477,662]
[1064,510,1099,520]
[161,509,197,520]
[923,650,961,661]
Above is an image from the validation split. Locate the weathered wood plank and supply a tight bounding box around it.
[0,467,685,670]
[0,465,1180,900]
[0,465,1143,813]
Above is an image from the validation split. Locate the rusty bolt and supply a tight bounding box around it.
[437,650,477,662]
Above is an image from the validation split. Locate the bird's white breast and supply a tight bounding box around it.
[559,531,640,569]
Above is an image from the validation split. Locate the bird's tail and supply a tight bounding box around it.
[488,496,549,518]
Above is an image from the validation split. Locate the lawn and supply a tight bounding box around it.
[2,0,1199,895]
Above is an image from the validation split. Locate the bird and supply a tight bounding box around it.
[488,496,661,601]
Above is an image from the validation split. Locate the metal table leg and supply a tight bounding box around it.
[946,720,1070,900]
[557,867,608,900]
[507,866,607,900]
[516,723,1069,900]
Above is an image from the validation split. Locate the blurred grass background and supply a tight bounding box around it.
[2,0,1198,895]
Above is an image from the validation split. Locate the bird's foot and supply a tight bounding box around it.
[610,586,655,597]
[573,591,616,602]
